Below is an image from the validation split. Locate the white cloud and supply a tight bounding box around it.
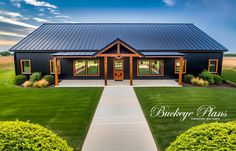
[0,10,22,17]
[33,17,49,23]
[52,12,60,15]
[24,0,57,8]
[38,13,44,16]
[0,31,26,37]
[10,0,21,8]
[55,15,70,19]
[0,16,37,29]
[163,0,175,6]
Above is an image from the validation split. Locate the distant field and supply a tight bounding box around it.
[0,56,13,64]
[223,57,236,70]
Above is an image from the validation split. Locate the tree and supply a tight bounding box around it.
[0,51,12,56]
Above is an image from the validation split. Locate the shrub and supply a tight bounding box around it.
[184,74,194,83]
[213,74,223,85]
[29,72,42,83]
[199,70,214,84]
[0,121,72,150]
[191,77,209,87]
[33,79,49,88]
[42,75,54,84]
[22,80,32,88]
[167,121,236,151]
[14,75,27,85]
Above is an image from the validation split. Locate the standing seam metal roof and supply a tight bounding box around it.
[9,23,228,51]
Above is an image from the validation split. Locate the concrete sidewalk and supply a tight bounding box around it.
[81,87,158,151]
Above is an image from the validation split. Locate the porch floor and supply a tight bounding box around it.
[58,80,180,87]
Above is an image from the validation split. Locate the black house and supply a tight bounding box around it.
[9,23,228,86]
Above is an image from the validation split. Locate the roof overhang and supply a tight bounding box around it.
[52,52,96,58]
[141,52,185,57]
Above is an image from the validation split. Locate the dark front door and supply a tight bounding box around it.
[113,58,124,81]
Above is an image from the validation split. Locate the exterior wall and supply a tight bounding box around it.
[15,52,54,77]
[14,51,224,80]
[183,52,223,76]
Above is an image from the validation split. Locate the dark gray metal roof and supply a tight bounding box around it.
[10,23,228,51]
[52,52,95,56]
[141,52,185,56]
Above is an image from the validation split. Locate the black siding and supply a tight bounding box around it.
[14,52,224,79]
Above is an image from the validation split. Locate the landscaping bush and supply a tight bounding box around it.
[184,74,194,83]
[22,80,32,88]
[14,75,27,85]
[0,121,72,150]
[42,75,54,84]
[213,74,223,85]
[199,70,214,84]
[29,72,42,83]
[33,79,49,88]
[191,77,209,87]
[167,121,236,151]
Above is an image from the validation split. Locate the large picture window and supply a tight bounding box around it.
[74,60,99,76]
[175,59,187,74]
[208,59,218,73]
[137,60,164,76]
[20,60,31,74]
[50,60,61,74]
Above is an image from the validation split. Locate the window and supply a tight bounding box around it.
[20,60,31,74]
[50,60,61,74]
[208,59,218,73]
[175,59,187,74]
[137,60,164,76]
[74,60,99,76]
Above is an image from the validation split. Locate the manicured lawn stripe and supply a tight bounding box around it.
[134,87,236,151]
[222,69,236,83]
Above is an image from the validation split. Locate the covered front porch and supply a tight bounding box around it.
[52,40,186,87]
[57,79,180,87]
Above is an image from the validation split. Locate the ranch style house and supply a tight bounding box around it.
[9,23,228,86]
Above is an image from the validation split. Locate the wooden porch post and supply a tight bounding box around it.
[178,56,184,86]
[54,57,59,86]
[104,56,108,86]
[130,56,133,86]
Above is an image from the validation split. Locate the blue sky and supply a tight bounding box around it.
[0,0,236,53]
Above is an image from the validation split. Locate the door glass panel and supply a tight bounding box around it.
[87,60,99,75]
[115,60,123,71]
[150,60,161,75]
[74,60,86,75]
[138,60,149,75]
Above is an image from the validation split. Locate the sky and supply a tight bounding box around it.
[0,0,236,53]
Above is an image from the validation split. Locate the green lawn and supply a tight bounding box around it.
[0,62,103,150]
[222,69,236,83]
[135,87,236,151]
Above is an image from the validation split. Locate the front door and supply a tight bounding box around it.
[113,58,124,81]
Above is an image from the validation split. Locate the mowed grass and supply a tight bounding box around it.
[134,87,236,151]
[0,58,103,150]
[222,69,236,83]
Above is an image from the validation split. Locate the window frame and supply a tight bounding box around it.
[137,59,164,76]
[50,60,61,74]
[73,59,100,76]
[20,59,31,74]
[174,59,187,74]
[208,59,218,73]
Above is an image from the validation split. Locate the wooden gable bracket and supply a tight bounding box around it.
[96,39,142,57]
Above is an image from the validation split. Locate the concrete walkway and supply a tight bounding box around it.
[59,80,179,87]
[81,87,158,151]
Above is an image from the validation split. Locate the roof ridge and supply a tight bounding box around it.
[42,23,194,25]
